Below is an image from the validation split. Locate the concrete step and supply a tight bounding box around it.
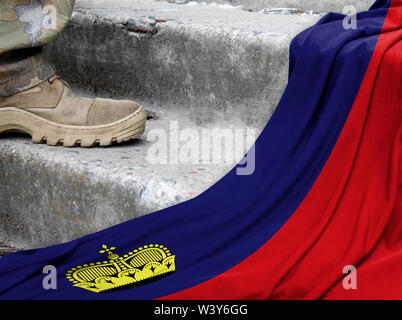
[168,0,374,14]
[46,0,320,128]
[1,0,321,249]
[0,106,257,249]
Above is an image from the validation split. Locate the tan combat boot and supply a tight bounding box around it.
[0,76,147,147]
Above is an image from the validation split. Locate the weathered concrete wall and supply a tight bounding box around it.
[0,148,146,249]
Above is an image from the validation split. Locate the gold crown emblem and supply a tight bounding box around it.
[66,244,176,293]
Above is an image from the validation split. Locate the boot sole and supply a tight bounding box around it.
[0,106,147,147]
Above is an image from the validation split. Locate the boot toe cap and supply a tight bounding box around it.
[86,98,143,126]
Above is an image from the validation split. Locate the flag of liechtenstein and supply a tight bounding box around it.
[0,0,401,300]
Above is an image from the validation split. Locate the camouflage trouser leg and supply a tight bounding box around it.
[0,0,75,97]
